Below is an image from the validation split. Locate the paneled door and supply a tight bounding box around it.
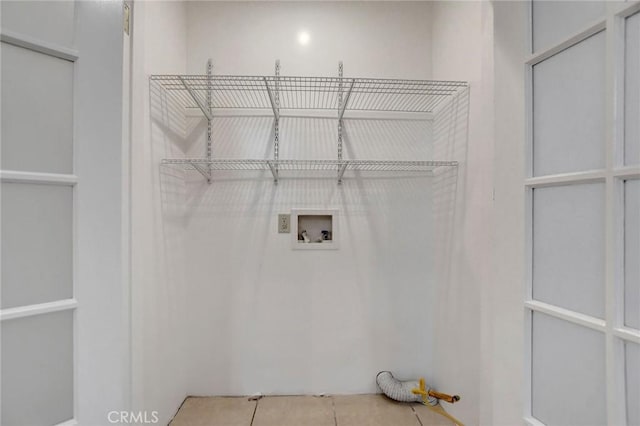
[525,1,640,425]
[1,1,130,425]
[1,2,78,424]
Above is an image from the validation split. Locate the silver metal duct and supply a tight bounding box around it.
[376,371,438,406]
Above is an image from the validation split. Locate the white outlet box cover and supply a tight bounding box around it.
[291,209,338,250]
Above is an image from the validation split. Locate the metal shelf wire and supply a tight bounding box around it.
[161,158,458,183]
[154,64,466,184]
[162,158,457,171]
[150,75,468,114]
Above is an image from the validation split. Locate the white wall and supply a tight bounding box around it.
[489,2,527,425]
[130,2,190,424]
[429,2,492,425]
[133,3,528,425]
[186,1,433,78]
[179,1,443,396]
[429,4,528,426]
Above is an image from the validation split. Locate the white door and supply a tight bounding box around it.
[525,1,640,425]
[1,1,131,425]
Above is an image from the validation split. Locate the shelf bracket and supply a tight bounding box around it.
[263,77,280,121]
[191,162,212,183]
[178,76,212,122]
[267,160,279,184]
[337,162,348,184]
[338,80,355,121]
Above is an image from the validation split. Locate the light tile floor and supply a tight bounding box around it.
[170,394,456,426]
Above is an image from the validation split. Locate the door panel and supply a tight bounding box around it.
[626,342,640,426]
[531,312,606,426]
[625,12,640,166]
[1,182,73,309]
[532,31,606,176]
[624,179,640,329]
[1,43,74,174]
[532,183,605,318]
[0,0,75,47]
[1,310,74,426]
[532,0,605,52]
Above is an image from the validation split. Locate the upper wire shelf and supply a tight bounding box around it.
[154,61,468,184]
[150,75,468,114]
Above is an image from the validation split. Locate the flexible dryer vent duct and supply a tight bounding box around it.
[376,371,438,406]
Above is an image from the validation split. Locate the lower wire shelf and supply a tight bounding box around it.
[161,158,458,183]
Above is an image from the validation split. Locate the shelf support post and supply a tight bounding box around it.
[205,58,213,183]
[272,60,280,183]
[337,61,344,183]
[338,61,343,160]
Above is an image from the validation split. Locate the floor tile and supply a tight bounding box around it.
[169,394,459,426]
[252,396,335,426]
[169,396,256,426]
[413,403,458,426]
[333,394,420,426]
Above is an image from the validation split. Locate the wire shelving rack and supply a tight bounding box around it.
[153,60,468,184]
